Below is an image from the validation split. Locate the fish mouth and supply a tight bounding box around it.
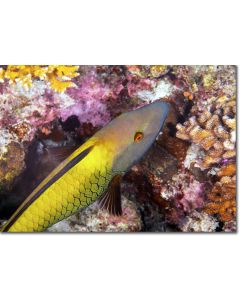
[150,101,170,137]
[158,101,170,128]
[152,100,170,119]
[161,101,170,116]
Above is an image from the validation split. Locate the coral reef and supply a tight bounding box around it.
[205,162,236,222]
[126,65,174,101]
[47,196,142,232]
[179,210,219,232]
[0,65,237,232]
[205,181,236,222]
[122,144,207,231]
[0,66,124,189]
[0,65,79,93]
[123,65,236,231]
[126,65,170,79]
[0,142,25,190]
[222,220,237,232]
[176,96,236,169]
[175,66,236,225]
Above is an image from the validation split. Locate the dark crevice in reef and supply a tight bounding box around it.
[0,116,89,220]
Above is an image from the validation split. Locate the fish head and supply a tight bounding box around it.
[98,101,170,173]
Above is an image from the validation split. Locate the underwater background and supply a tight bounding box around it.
[0,65,236,232]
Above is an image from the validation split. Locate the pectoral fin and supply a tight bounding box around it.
[98,175,122,216]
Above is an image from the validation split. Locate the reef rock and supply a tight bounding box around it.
[179,210,219,232]
[47,196,142,233]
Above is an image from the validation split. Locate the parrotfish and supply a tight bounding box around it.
[1,101,169,232]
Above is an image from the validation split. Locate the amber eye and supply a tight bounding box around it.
[134,131,144,142]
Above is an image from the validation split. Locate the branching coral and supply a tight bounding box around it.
[0,65,79,93]
[204,163,236,222]
[205,181,236,222]
[176,95,236,169]
[175,66,236,224]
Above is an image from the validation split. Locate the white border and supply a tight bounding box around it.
[0,1,239,300]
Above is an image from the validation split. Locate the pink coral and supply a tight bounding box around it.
[60,101,110,127]
[63,72,112,126]
[64,67,126,126]
[178,179,205,212]
[160,171,207,226]
[126,75,153,98]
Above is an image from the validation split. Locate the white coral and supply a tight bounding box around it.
[180,211,219,232]
[136,79,176,102]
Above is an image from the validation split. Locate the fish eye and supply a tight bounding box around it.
[134,131,144,142]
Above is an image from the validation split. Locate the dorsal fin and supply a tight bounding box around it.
[2,144,94,232]
[98,175,122,216]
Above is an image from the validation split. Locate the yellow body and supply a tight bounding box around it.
[5,138,114,232]
[2,100,170,232]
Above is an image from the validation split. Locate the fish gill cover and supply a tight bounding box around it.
[0,65,237,232]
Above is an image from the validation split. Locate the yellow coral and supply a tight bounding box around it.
[48,75,76,93]
[46,65,79,92]
[150,65,168,78]
[0,67,5,83]
[0,65,79,93]
[203,74,215,88]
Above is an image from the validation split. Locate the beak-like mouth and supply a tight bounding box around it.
[154,101,170,120]
[152,101,170,134]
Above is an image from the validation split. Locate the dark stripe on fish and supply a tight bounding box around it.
[2,146,93,232]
